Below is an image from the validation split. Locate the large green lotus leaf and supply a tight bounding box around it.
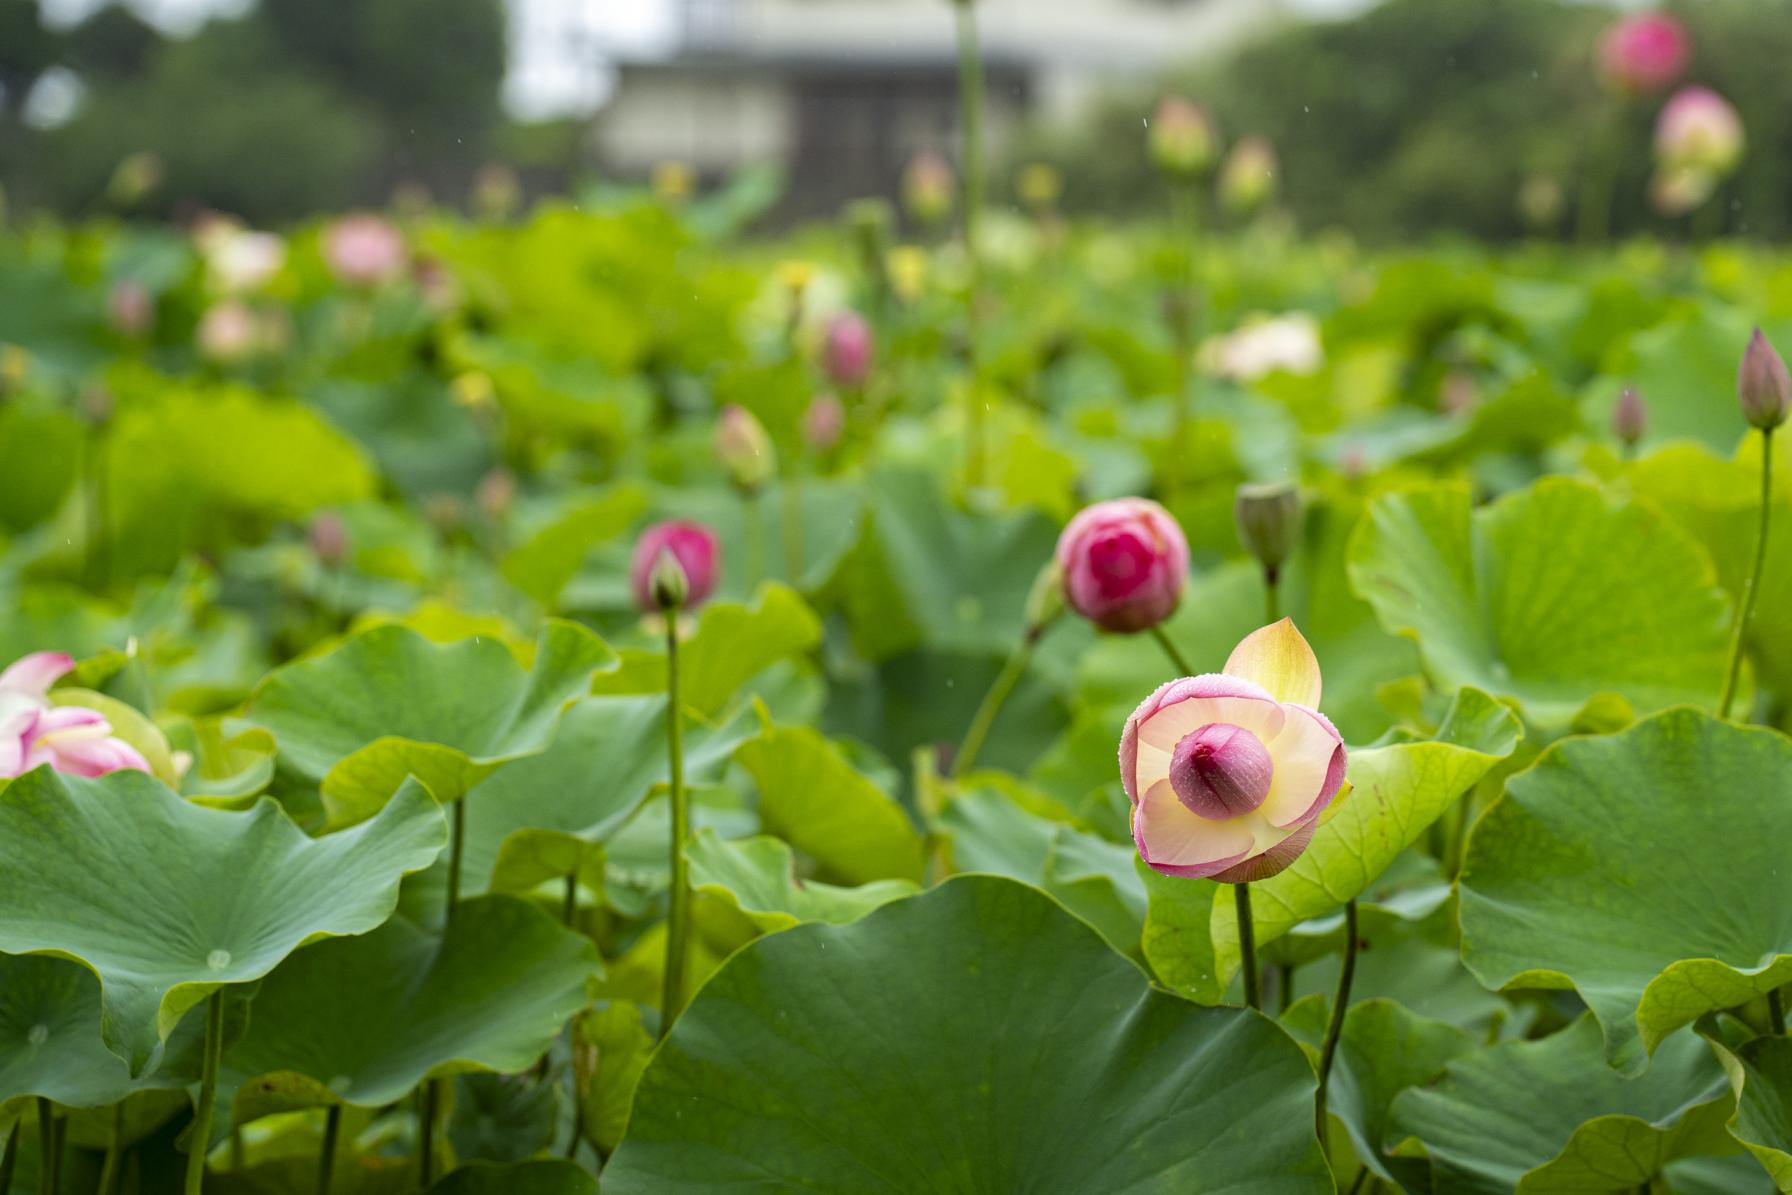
[246,620,615,823]
[1347,478,1731,729]
[687,829,918,938]
[576,1001,653,1154]
[425,1159,597,1195]
[589,582,821,718]
[1282,997,1475,1187]
[603,876,1331,1194]
[1460,709,1792,1075]
[733,722,925,885]
[1140,862,1225,1004]
[1209,687,1520,984]
[500,484,649,609]
[1386,1015,1734,1194]
[1710,1029,1792,1190]
[224,895,598,1118]
[0,768,445,1074]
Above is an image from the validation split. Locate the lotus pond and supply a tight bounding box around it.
[2,182,1792,1195]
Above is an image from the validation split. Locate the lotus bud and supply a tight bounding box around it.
[902,152,956,226]
[451,372,496,411]
[324,214,407,288]
[1597,12,1689,96]
[309,512,349,568]
[473,163,522,221]
[1218,137,1277,216]
[652,160,694,205]
[1234,483,1303,577]
[823,311,874,389]
[630,521,720,614]
[1739,329,1792,431]
[1170,722,1275,820]
[1055,497,1189,633]
[196,300,260,363]
[1149,97,1219,178]
[803,393,845,455]
[475,468,516,521]
[107,280,154,338]
[1612,386,1648,448]
[1655,87,1744,178]
[715,404,776,494]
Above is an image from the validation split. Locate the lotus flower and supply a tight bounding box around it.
[1149,96,1219,177]
[196,218,286,293]
[715,404,776,493]
[1655,86,1744,177]
[1218,136,1277,215]
[324,214,407,288]
[196,300,262,363]
[1121,620,1346,882]
[1598,12,1689,95]
[1056,498,1189,633]
[0,653,150,779]
[630,521,721,613]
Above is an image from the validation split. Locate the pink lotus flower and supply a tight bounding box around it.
[1149,96,1219,177]
[0,653,150,780]
[630,521,721,613]
[1598,12,1689,95]
[1655,86,1744,177]
[323,214,407,288]
[1056,498,1189,633]
[823,312,874,389]
[1121,619,1346,882]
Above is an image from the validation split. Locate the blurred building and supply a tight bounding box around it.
[592,0,1293,217]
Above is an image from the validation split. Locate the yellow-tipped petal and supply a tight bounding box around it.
[1223,618,1322,707]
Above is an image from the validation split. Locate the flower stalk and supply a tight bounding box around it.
[660,591,692,1033]
[1316,898,1360,1151]
[1235,884,1260,1011]
[185,991,224,1195]
[1719,427,1773,719]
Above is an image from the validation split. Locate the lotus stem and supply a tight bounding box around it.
[97,1103,123,1195]
[1236,884,1261,1011]
[1316,898,1360,1152]
[36,1098,55,1195]
[185,992,223,1195]
[953,632,1036,778]
[1264,566,1281,625]
[1719,428,1773,719]
[1769,987,1786,1036]
[660,611,692,1033]
[445,798,466,924]
[1149,625,1195,677]
[316,1104,341,1195]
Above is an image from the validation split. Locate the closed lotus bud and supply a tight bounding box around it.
[823,311,874,389]
[803,392,845,455]
[631,521,720,613]
[715,404,775,493]
[196,300,260,363]
[1234,483,1303,575]
[1739,329,1792,431]
[324,214,407,288]
[1217,137,1277,216]
[1149,96,1219,178]
[309,511,349,568]
[1613,386,1648,447]
[1122,620,1346,882]
[902,152,956,226]
[107,280,154,338]
[1055,497,1189,633]
[1017,162,1062,212]
[1655,87,1744,178]
[1597,12,1688,96]
[652,160,694,205]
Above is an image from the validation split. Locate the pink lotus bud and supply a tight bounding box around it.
[324,214,407,288]
[1655,87,1744,177]
[715,404,776,493]
[630,520,720,613]
[803,393,846,454]
[902,152,956,225]
[1149,96,1219,177]
[0,652,150,780]
[1597,12,1689,95]
[1217,137,1277,215]
[823,311,874,389]
[476,468,516,521]
[309,511,349,567]
[1613,386,1648,447]
[1055,497,1189,633]
[1739,328,1792,431]
[107,280,154,338]
[1120,619,1346,883]
[196,300,261,363]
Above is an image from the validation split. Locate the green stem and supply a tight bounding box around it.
[953,633,1036,778]
[445,798,466,924]
[1769,987,1786,1036]
[97,1103,123,1195]
[1149,625,1195,676]
[0,1120,19,1195]
[1315,899,1360,1152]
[953,0,987,488]
[1236,883,1261,1011]
[1276,963,1295,1013]
[35,1099,53,1195]
[780,478,804,588]
[660,612,691,1033]
[184,992,223,1195]
[1720,428,1773,719]
[316,1104,340,1195]
[1264,566,1281,625]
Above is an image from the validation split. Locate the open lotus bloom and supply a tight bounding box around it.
[0,652,150,780]
[1120,619,1346,882]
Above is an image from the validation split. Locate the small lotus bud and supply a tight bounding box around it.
[1055,498,1189,633]
[107,280,154,338]
[1017,163,1062,212]
[1023,558,1065,640]
[630,521,721,614]
[476,468,516,521]
[1149,97,1219,178]
[1217,137,1277,216]
[902,152,956,226]
[196,300,260,363]
[1234,483,1303,576]
[715,404,776,493]
[1170,722,1275,820]
[823,311,874,389]
[309,512,349,568]
[1739,329,1792,431]
[803,393,845,455]
[1612,386,1648,447]
[1598,12,1688,96]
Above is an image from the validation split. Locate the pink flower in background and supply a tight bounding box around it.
[630,521,721,613]
[804,393,846,454]
[195,218,286,293]
[196,300,261,363]
[1149,96,1219,177]
[1056,497,1189,633]
[107,280,154,338]
[1121,619,1346,882]
[823,312,874,389]
[902,151,956,225]
[1598,12,1689,95]
[1655,86,1744,176]
[0,653,149,780]
[324,214,408,287]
